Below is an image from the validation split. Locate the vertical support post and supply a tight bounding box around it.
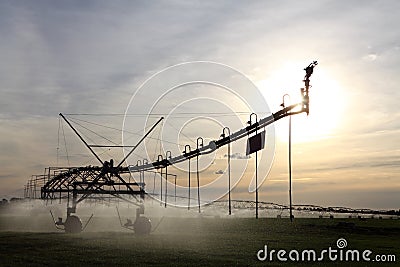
[160,169,163,204]
[248,113,258,219]
[165,151,171,208]
[152,169,156,195]
[174,175,177,204]
[289,114,293,222]
[196,156,200,213]
[222,127,232,215]
[141,172,144,191]
[143,159,148,194]
[137,160,142,189]
[59,187,62,204]
[228,138,231,215]
[256,132,259,219]
[196,137,203,213]
[29,179,33,199]
[282,93,293,222]
[34,179,36,198]
[158,155,163,205]
[165,164,167,208]
[188,158,191,210]
[67,187,70,210]
[184,145,191,210]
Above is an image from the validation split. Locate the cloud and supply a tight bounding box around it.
[0,174,18,180]
[363,53,378,61]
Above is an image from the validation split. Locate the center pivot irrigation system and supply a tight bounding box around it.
[29,61,318,234]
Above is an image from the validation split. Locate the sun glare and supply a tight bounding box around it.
[258,63,345,143]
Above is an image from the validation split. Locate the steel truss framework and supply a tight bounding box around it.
[26,61,318,233]
[40,166,144,206]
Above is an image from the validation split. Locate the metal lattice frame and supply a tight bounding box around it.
[28,61,318,221]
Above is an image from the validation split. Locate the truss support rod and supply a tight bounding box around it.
[59,113,103,165]
[117,117,164,168]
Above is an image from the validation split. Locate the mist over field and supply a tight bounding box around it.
[1,200,399,267]
[1,198,397,235]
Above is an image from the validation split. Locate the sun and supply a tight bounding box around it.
[290,70,345,143]
[257,63,346,143]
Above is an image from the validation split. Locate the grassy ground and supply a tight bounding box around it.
[0,217,399,266]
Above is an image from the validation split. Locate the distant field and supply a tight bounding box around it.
[0,216,399,266]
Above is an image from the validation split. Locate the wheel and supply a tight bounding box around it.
[64,215,82,233]
[134,216,151,235]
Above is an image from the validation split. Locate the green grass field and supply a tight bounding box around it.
[0,216,399,266]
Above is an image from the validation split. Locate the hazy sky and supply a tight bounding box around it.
[0,0,399,209]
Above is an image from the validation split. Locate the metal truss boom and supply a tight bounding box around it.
[129,61,318,173]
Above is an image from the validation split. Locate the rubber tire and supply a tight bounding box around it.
[134,216,151,235]
[64,215,83,233]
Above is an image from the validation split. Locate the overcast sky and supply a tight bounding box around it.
[0,0,399,209]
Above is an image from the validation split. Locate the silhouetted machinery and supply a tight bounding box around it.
[42,116,163,234]
[39,61,317,234]
[53,213,83,233]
